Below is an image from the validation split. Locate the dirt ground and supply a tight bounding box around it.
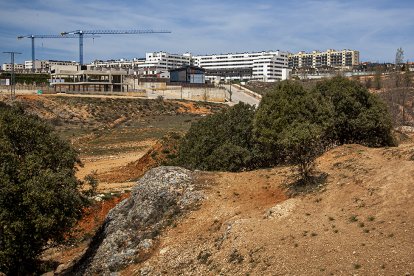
[121,140,414,275]
[5,94,413,274]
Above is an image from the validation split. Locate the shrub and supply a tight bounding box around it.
[313,76,396,147]
[254,81,333,181]
[0,103,88,274]
[176,102,256,171]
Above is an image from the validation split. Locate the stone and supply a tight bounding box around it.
[68,166,204,275]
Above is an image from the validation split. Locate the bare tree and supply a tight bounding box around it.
[395,47,404,70]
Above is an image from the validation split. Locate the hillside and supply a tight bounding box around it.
[2,93,413,275]
[0,94,225,193]
[41,138,414,275]
[117,142,414,275]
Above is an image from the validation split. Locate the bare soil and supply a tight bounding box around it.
[122,141,414,275]
[4,94,413,274]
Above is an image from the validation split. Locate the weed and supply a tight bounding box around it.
[228,249,244,264]
[349,215,358,222]
[367,216,375,221]
[311,232,318,237]
[353,263,361,269]
[358,222,365,228]
[364,229,370,233]
[328,216,335,221]
[333,229,339,233]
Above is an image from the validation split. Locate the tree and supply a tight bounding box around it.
[395,47,404,69]
[0,103,89,274]
[373,66,382,90]
[313,76,396,147]
[254,81,333,182]
[176,102,256,171]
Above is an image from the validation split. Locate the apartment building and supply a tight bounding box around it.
[288,49,359,69]
[89,58,145,71]
[25,60,79,73]
[193,51,289,82]
[89,52,191,77]
[138,52,191,76]
[2,63,25,72]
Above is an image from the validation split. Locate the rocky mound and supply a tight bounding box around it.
[67,166,204,275]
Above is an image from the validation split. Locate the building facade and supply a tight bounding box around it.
[89,58,145,71]
[288,49,359,69]
[170,65,205,84]
[88,52,192,77]
[2,63,25,72]
[138,52,192,76]
[24,60,79,73]
[193,51,289,82]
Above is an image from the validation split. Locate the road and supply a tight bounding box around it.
[224,85,261,107]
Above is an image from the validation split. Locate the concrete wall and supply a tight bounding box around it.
[148,87,227,102]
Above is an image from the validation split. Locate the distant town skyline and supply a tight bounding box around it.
[1,0,413,65]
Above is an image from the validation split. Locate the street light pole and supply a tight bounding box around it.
[3,51,22,99]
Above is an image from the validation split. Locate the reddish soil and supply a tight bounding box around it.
[174,100,217,114]
[73,193,131,239]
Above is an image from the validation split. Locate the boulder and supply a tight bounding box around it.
[68,166,203,275]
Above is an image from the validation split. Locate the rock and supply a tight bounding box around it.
[68,166,204,275]
[265,198,296,219]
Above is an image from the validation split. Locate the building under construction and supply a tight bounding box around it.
[50,68,128,93]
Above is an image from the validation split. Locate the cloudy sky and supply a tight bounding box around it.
[0,0,413,65]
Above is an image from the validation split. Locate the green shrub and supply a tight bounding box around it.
[313,76,396,147]
[254,81,333,181]
[176,102,256,171]
[0,103,88,274]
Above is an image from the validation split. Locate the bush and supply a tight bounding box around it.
[176,102,256,171]
[313,76,396,147]
[254,81,333,181]
[0,103,88,274]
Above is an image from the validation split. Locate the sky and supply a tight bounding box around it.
[0,0,413,65]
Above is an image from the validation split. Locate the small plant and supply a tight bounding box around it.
[353,263,361,269]
[349,215,358,222]
[228,249,244,264]
[328,216,335,221]
[358,222,365,228]
[311,232,318,237]
[367,216,375,221]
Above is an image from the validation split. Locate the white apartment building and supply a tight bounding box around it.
[193,51,289,82]
[289,49,359,69]
[138,52,191,76]
[25,60,79,73]
[2,63,25,72]
[88,52,191,77]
